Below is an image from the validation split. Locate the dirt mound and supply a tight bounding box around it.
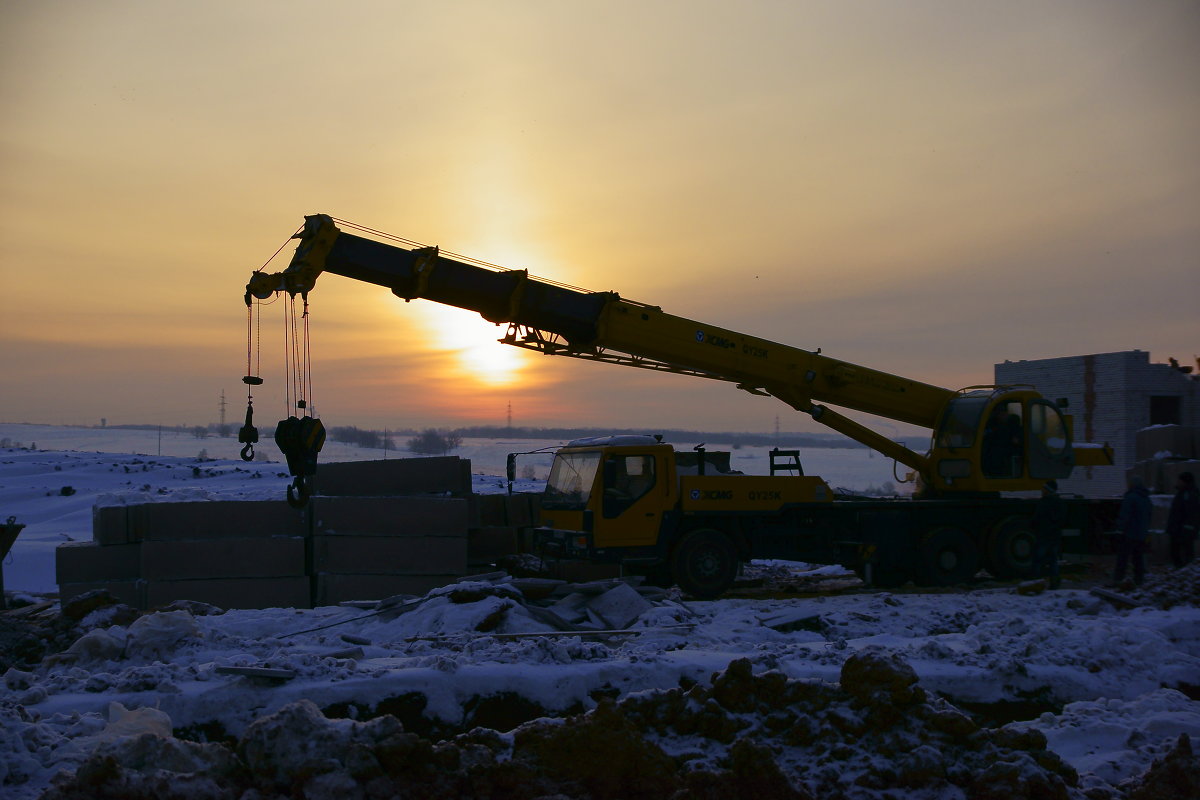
[38,652,1117,800]
[1130,562,1200,609]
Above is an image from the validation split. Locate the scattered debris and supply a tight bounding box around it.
[1127,561,1200,610]
[214,666,297,681]
[1089,586,1143,609]
[1017,579,1048,596]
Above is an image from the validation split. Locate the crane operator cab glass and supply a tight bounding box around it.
[934,391,1073,491]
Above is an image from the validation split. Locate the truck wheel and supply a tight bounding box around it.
[670,528,738,599]
[986,517,1036,580]
[915,527,979,586]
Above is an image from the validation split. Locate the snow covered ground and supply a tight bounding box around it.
[1,424,1198,799]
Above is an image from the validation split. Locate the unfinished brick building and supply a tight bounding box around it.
[995,350,1200,498]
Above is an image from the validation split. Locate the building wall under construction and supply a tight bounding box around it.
[995,350,1200,498]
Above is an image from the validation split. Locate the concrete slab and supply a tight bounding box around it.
[58,579,144,608]
[505,494,534,527]
[92,506,130,545]
[312,496,468,537]
[586,582,653,629]
[141,537,305,581]
[1136,424,1197,461]
[314,573,460,606]
[145,576,311,610]
[468,526,519,565]
[470,494,509,527]
[55,542,141,584]
[312,534,467,575]
[315,457,472,497]
[130,501,306,541]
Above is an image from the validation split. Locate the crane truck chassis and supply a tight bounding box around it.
[245,214,1117,598]
[526,435,1119,597]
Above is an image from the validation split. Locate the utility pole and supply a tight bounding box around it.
[774,415,780,444]
[507,400,513,431]
[219,390,227,428]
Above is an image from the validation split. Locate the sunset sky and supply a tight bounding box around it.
[2,1,1197,438]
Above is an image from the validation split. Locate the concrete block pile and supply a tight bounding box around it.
[56,456,542,611]
[1129,424,1199,498]
[58,501,310,610]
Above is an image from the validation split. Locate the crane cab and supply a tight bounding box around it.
[928,388,1074,494]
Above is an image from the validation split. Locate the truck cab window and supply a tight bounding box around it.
[606,455,656,501]
[544,451,601,508]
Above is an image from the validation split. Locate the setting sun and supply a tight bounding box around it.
[415,304,524,387]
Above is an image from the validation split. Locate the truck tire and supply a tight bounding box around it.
[670,528,738,599]
[985,517,1036,580]
[914,527,979,586]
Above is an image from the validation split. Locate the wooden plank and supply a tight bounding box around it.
[215,666,296,680]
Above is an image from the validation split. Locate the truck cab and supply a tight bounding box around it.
[538,436,676,555]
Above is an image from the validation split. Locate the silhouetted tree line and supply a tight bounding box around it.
[407,428,463,455]
[328,426,397,450]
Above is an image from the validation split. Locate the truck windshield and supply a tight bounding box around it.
[543,451,601,508]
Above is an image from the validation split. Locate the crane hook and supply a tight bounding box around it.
[286,476,310,509]
[238,398,260,462]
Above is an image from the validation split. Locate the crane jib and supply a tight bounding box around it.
[321,232,612,348]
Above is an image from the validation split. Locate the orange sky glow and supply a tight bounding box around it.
[1,1,1197,438]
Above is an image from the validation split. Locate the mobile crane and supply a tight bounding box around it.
[245,214,1114,597]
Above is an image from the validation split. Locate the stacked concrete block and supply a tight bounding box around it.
[1128,424,1200,496]
[311,495,469,605]
[58,500,310,610]
[56,541,143,607]
[466,492,541,566]
[58,457,545,610]
[315,456,472,497]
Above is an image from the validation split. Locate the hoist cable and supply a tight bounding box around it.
[302,299,314,417]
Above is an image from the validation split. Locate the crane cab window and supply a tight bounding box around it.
[982,401,1024,478]
[936,397,989,449]
[1027,400,1073,479]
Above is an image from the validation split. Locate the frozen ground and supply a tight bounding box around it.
[1,424,1197,799]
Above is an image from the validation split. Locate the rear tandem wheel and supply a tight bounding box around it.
[914,526,980,586]
[669,528,738,599]
[985,516,1037,580]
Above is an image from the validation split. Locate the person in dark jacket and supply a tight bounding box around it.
[1166,471,1199,568]
[1032,480,1066,588]
[1114,475,1152,586]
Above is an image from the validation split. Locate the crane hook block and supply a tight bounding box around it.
[238,402,259,462]
[274,415,326,480]
[242,376,264,386]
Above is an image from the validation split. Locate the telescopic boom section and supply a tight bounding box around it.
[247,215,952,472]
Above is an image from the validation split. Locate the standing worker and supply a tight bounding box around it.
[1114,475,1152,587]
[1032,480,1066,589]
[1166,471,1199,568]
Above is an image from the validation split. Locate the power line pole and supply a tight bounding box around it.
[219,390,227,428]
[507,400,513,431]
